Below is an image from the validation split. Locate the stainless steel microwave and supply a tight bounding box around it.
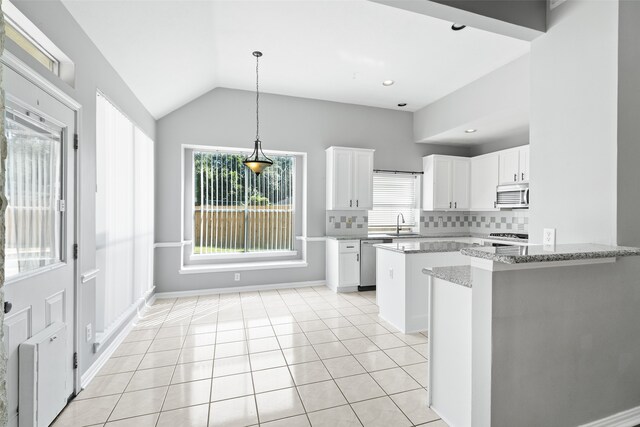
[496,183,529,209]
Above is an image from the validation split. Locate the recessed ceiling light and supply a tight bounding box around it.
[451,23,467,31]
[465,129,477,133]
[382,80,395,86]
[397,103,407,107]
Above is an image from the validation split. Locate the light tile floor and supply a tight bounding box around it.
[52,287,447,427]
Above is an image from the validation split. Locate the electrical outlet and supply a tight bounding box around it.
[86,324,92,342]
[347,217,353,224]
[543,228,556,247]
[438,217,444,226]
[389,268,394,279]
[234,273,240,281]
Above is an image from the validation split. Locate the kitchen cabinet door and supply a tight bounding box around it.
[452,158,470,210]
[519,145,529,182]
[499,149,520,184]
[327,148,353,209]
[338,252,360,287]
[353,150,374,209]
[433,157,453,210]
[471,153,499,210]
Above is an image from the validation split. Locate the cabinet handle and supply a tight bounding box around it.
[356,254,360,262]
[455,202,457,209]
[494,201,497,208]
[514,173,517,182]
[356,200,359,207]
[350,200,352,207]
[449,202,452,208]
[521,172,524,181]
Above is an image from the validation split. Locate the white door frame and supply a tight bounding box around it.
[2,50,83,394]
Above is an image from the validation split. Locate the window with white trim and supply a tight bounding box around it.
[3,1,76,85]
[368,172,419,232]
[192,150,296,256]
[4,18,59,74]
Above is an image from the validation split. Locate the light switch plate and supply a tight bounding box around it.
[86,324,92,342]
[234,273,240,281]
[543,228,556,250]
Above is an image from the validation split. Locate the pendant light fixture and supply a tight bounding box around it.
[243,51,273,175]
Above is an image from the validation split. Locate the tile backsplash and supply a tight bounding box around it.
[326,211,368,236]
[326,209,529,236]
[420,210,528,234]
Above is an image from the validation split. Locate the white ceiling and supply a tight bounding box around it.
[62,0,530,119]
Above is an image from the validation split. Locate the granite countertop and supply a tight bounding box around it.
[374,240,478,254]
[326,233,528,244]
[325,233,469,241]
[469,232,529,244]
[460,243,640,264]
[422,265,472,288]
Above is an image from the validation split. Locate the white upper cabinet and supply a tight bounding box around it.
[499,145,529,184]
[519,145,529,182]
[470,152,500,211]
[432,156,453,210]
[423,155,470,211]
[452,158,470,210]
[353,150,374,209]
[326,147,374,210]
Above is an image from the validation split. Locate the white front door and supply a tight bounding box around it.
[3,66,76,427]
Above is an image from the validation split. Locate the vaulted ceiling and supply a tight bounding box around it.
[62,0,529,119]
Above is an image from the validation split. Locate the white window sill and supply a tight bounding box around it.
[190,250,298,261]
[179,259,308,274]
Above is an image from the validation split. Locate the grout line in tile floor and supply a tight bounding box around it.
[52,287,441,427]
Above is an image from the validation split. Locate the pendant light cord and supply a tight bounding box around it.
[255,53,260,141]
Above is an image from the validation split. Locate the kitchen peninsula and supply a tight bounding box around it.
[374,239,478,333]
[423,244,640,427]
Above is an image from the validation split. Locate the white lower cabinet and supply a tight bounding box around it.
[326,239,360,292]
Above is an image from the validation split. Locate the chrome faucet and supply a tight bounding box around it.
[396,213,405,236]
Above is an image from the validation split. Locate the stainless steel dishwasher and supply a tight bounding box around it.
[359,239,392,291]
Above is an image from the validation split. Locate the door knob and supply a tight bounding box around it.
[4,301,12,314]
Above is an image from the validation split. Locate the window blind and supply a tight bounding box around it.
[193,150,295,255]
[96,93,154,334]
[4,110,62,277]
[368,173,418,228]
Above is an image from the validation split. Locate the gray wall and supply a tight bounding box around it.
[617,0,640,247]
[369,0,545,41]
[528,0,619,245]
[488,258,640,427]
[155,87,469,293]
[9,0,156,376]
[431,0,547,33]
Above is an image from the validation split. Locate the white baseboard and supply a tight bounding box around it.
[579,405,640,427]
[155,280,327,299]
[80,290,156,389]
